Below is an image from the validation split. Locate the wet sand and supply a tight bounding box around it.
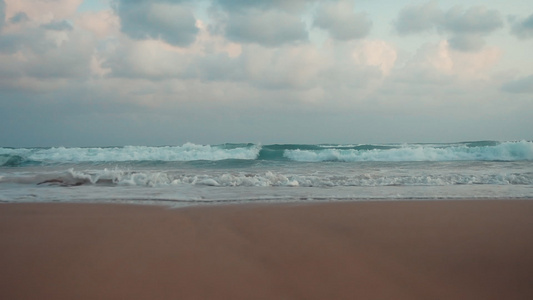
[1,200,532,299]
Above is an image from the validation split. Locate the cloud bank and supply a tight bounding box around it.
[394,3,504,51]
[313,0,372,40]
[0,0,532,146]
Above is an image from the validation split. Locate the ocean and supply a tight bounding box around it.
[1,141,532,207]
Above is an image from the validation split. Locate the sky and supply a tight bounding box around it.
[0,0,532,147]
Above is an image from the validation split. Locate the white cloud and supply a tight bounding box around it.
[394,3,503,52]
[105,39,191,79]
[103,20,243,81]
[241,44,322,89]
[351,40,397,75]
[76,10,119,39]
[0,1,107,90]
[402,40,502,80]
[313,0,372,40]
[192,20,241,58]
[1,0,532,146]
[4,0,83,24]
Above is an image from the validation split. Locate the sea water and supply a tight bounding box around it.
[1,141,532,207]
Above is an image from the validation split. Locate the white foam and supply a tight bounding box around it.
[284,141,533,162]
[26,143,261,163]
[29,167,532,188]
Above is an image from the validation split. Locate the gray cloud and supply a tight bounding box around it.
[23,43,93,79]
[105,46,244,82]
[444,7,502,52]
[1,0,532,147]
[394,3,503,52]
[313,1,372,40]
[103,45,189,80]
[447,33,485,52]
[184,54,244,82]
[443,6,503,34]
[394,2,443,34]
[502,75,533,93]
[40,20,73,31]
[210,0,311,47]
[0,23,71,55]
[103,38,243,82]
[0,34,21,53]
[10,12,29,24]
[225,9,308,46]
[115,0,198,46]
[510,13,533,39]
[0,27,56,54]
[0,22,93,81]
[213,0,312,13]
[0,0,5,30]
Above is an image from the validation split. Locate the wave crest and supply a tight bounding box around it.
[1,141,532,165]
[284,141,533,162]
[20,168,533,188]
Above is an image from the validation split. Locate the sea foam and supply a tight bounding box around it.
[15,166,531,188]
[12,143,261,164]
[284,141,533,162]
[1,141,532,167]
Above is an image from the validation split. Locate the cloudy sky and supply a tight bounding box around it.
[1,0,532,147]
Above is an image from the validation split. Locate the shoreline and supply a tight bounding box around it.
[1,199,532,299]
[3,196,532,207]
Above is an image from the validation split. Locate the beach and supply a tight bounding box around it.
[1,200,532,299]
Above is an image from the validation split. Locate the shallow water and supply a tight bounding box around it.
[1,141,532,207]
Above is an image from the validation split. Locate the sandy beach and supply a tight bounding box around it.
[1,200,532,299]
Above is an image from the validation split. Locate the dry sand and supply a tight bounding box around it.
[1,200,532,299]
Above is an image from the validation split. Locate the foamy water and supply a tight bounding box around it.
[1,141,532,207]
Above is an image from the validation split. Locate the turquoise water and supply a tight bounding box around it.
[1,141,532,206]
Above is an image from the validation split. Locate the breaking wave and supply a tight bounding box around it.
[1,140,532,166]
[284,140,533,162]
[4,167,532,188]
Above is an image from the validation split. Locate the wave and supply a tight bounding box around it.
[0,154,27,167]
[1,141,532,166]
[5,168,532,188]
[283,141,533,162]
[0,143,261,166]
